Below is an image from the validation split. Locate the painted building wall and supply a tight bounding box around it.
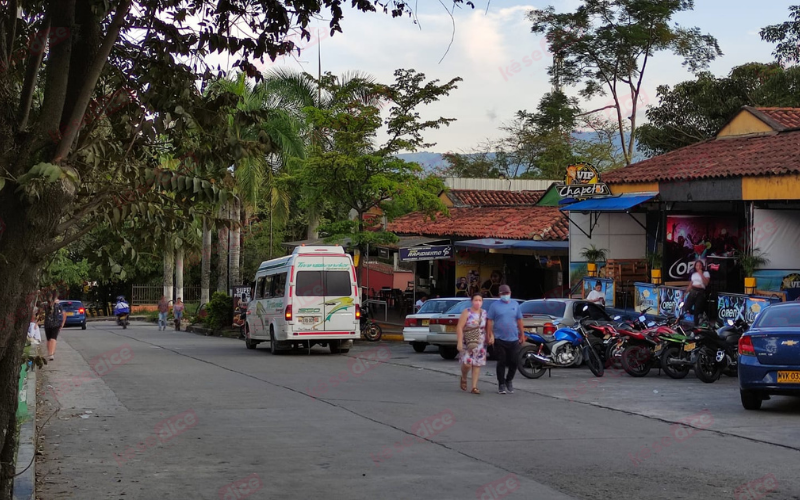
[569,213,647,263]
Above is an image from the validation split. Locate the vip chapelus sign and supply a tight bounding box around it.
[556,163,611,198]
[400,245,453,262]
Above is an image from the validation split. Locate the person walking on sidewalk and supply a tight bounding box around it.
[157,296,169,331]
[43,291,66,361]
[173,298,184,331]
[456,293,488,394]
[486,285,524,394]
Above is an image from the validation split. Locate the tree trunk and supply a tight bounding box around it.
[228,199,241,288]
[175,245,184,302]
[217,204,229,294]
[200,218,211,305]
[307,211,320,240]
[163,237,174,301]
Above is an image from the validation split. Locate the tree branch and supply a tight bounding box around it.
[53,0,133,163]
[37,223,97,258]
[18,17,50,130]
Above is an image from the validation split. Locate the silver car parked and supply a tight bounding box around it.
[403,298,466,352]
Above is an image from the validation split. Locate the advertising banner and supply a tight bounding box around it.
[232,285,251,327]
[664,216,740,281]
[582,277,615,308]
[745,296,782,323]
[717,293,747,323]
[754,270,800,301]
[400,245,453,262]
[658,286,687,320]
[634,282,659,313]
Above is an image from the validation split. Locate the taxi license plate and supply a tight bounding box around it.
[301,316,317,325]
[777,371,800,383]
[684,342,696,352]
[66,312,75,316]
[445,325,456,333]
[422,320,429,326]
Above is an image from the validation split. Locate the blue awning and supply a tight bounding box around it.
[455,239,569,250]
[559,192,658,213]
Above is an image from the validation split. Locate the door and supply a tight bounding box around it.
[322,262,356,332]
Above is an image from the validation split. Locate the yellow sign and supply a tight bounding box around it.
[558,163,611,198]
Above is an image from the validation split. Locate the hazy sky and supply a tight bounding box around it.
[246,0,796,153]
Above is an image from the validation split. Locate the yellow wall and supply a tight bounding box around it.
[742,174,800,200]
[609,182,659,194]
[717,111,775,138]
[439,192,453,207]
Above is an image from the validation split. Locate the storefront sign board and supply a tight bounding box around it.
[634,282,659,313]
[658,286,688,321]
[400,245,453,262]
[664,215,740,281]
[717,293,747,322]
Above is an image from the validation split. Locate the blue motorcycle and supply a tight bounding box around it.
[518,319,604,379]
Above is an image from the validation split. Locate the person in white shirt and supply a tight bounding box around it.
[684,261,711,326]
[415,295,428,312]
[586,282,605,306]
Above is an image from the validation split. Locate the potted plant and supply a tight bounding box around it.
[737,249,770,295]
[646,251,663,285]
[580,245,607,277]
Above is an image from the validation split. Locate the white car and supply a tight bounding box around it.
[403,298,466,353]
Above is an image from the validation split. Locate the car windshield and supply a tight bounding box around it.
[417,299,463,314]
[445,299,498,314]
[520,301,566,317]
[61,301,83,310]
[753,305,800,328]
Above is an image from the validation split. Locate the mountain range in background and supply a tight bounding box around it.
[398,131,638,172]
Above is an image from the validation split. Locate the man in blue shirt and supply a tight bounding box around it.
[487,285,524,394]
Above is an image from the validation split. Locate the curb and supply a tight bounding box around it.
[86,315,148,323]
[13,363,36,500]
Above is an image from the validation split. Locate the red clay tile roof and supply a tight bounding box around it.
[447,189,544,207]
[752,107,800,131]
[603,130,800,184]
[364,261,395,275]
[387,207,568,240]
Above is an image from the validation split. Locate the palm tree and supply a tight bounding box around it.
[261,68,384,239]
[208,74,306,287]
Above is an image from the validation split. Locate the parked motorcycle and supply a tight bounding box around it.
[113,296,130,329]
[690,318,749,383]
[518,318,604,379]
[618,316,686,377]
[360,304,382,341]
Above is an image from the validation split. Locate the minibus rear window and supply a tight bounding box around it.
[295,271,352,297]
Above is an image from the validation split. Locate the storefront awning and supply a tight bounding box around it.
[559,192,658,213]
[455,239,569,250]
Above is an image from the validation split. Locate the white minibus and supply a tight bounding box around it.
[245,245,360,354]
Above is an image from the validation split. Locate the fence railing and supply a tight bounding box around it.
[132,285,201,305]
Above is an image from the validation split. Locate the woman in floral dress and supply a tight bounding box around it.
[456,293,488,394]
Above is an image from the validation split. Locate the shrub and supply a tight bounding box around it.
[205,292,233,331]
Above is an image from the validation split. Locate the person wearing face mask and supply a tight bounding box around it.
[486,284,524,394]
[456,293,488,394]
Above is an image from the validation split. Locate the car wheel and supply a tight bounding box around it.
[329,340,349,354]
[740,389,763,410]
[411,342,427,353]
[245,327,257,350]
[439,346,458,360]
[81,323,86,330]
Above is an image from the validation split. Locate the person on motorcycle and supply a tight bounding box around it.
[114,295,131,328]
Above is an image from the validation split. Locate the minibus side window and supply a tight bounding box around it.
[271,273,287,298]
[255,277,265,299]
[262,275,274,299]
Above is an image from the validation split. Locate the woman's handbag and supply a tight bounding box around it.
[463,326,481,351]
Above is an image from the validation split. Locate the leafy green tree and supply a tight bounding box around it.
[636,63,800,156]
[760,5,800,67]
[0,1,469,494]
[529,0,722,164]
[298,69,457,261]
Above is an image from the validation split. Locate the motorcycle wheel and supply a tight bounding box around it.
[695,347,723,383]
[660,346,690,379]
[584,345,604,377]
[123,322,127,329]
[605,342,623,369]
[363,322,382,341]
[517,345,546,379]
[621,345,652,377]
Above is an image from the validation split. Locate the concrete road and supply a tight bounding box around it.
[37,321,800,500]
